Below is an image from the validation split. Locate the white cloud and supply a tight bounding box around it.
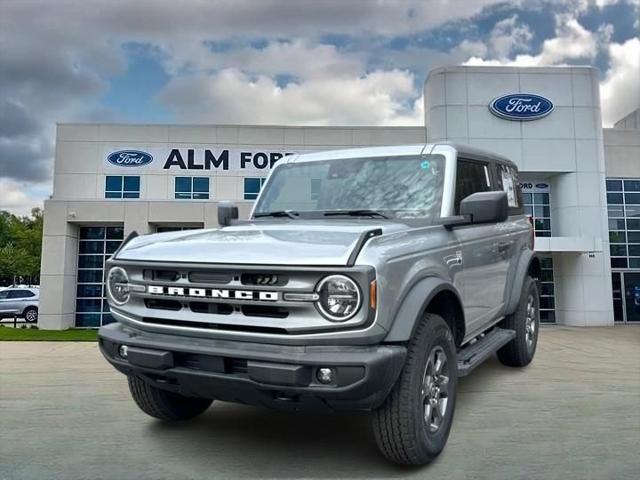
[489,15,534,58]
[0,179,47,216]
[600,37,640,126]
[159,68,422,126]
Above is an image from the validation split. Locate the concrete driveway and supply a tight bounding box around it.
[1,326,639,480]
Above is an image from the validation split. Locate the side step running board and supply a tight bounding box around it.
[457,327,515,377]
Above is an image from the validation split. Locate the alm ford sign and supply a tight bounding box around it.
[489,94,554,121]
[107,150,154,167]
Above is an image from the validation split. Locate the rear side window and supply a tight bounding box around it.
[455,159,491,214]
[7,290,34,299]
[495,163,523,214]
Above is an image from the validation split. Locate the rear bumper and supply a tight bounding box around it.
[98,322,406,411]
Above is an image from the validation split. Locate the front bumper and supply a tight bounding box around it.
[98,322,406,411]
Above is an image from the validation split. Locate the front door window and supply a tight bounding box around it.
[624,272,640,322]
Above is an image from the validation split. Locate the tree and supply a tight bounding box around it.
[0,208,43,285]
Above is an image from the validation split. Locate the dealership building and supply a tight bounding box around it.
[39,65,640,330]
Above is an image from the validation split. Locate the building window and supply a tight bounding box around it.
[175,177,210,200]
[607,178,640,272]
[75,226,124,328]
[105,176,140,199]
[244,177,267,200]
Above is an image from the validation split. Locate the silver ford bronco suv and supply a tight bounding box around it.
[99,143,540,466]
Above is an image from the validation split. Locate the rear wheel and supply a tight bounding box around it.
[23,306,38,323]
[497,276,539,367]
[127,375,213,421]
[372,313,457,465]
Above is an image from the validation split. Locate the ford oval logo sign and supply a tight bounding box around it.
[489,94,554,121]
[107,150,153,167]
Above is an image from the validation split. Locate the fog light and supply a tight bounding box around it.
[119,345,129,358]
[316,367,334,385]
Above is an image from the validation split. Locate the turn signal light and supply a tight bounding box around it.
[370,280,377,310]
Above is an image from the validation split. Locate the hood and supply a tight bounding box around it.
[115,220,410,266]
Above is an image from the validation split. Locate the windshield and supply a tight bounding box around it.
[253,154,445,219]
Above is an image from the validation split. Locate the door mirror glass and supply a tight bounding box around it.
[460,191,508,224]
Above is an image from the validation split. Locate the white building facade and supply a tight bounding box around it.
[39,65,640,330]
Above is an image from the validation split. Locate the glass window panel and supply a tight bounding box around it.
[79,241,104,254]
[541,283,555,296]
[533,193,549,204]
[629,258,640,268]
[78,255,104,269]
[628,232,640,243]
[539,311,555,324]
[606,179,623,191]
[535,219,551,230]
[629,245,640,256]
[193,192,209,200]
[524,205,533,216]
[106,226,124,239]
[610,244,627,256]
[625,206,640,218]
[175,192,191,200]
[103,301,111,312]
[75,313,101,327]
[123,176,140,192]
[77,269,104,283]
[175,177,191,192]
[193,177,209,192]
[105,241,122,254]
[80,227,105,240]
[540,297,555,309]
[105,176,122,191]
[76,299,102,312]
[105,191,122,199]
[628,219,640,230]
[102,314,116,325]
[607,193,624,204]
[624,193,640,205]
[540,270,554,282]
[123,192,139,199]
[623,180,640,192]
[244,178,261,193]
[608,206,625,217]
[535,231,551,237]
[611,258,628,268]
[77,284,103,298]
[522,193,533,204]
[608,219,626,230]
[540,257,553,269]
[609,231,626,243]
[533,205,550,217]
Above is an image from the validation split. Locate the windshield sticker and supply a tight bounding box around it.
[420,160,431,170]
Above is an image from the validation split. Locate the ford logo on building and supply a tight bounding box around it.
[107,150,153,167]
[489,94,554,121]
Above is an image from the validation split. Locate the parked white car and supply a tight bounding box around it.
[0,287,39,322]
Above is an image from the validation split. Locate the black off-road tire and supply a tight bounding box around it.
[23,306,38,323]
[497,276,540,367]
[372,313,458,466]
[127,375,213,421]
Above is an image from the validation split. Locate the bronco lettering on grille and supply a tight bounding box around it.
[147,285,279,301]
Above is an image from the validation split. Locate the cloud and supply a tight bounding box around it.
[159,68,422,126]
[0,178,47,217]
[600,37,640,126]
[489,15,534,58]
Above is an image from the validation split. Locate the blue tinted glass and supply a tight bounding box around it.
[78,255,103,269]
[106,226,124,240]
[610,245,627,256]
[175,192,191,200]
[193,177,209,192]
[606,180,623,192]
[244,192,258,200]
[193,192,209,200]
[75,313,101,327]
[533,193,549,204]
[624,193,640,205]
[611,258,627,268]
[629,245,640,256]
[609,231,626,243]
[105,176,122,191]
[607,193,624,204]
[175,177,191,192]
[522,193,533,204]
[609,219,626,230]
[624,180,640,192]
[628,219,640,230]
[123,176,140,192]
[105,191,122,199]
[77,269,104,283]
[76,299,102,312]
[244,178,261,194]
[102,314,116,325]
[79,241,104,254]
[106,241,121,254]
[123,192,139,199]
[77,284,103,298]
[80,227,105,239]
[628,232,640,243]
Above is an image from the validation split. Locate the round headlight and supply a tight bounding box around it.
[315,275,361,322]
[107,266,130,305]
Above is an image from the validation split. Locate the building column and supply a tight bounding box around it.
[38,201,79,330]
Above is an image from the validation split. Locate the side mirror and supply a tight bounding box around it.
[460,191,508,224]
[217,201,239,227]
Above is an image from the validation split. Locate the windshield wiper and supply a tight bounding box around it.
[323,209,389,219]
[254,210,300,219]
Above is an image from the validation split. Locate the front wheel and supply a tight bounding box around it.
[372,313,458,465]
[127,375,213,421]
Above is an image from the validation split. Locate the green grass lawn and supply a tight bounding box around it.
[0,327,98,341]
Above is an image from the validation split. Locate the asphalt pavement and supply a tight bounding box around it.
[1,326,639,480]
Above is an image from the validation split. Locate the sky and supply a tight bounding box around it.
[0,0,638,216]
